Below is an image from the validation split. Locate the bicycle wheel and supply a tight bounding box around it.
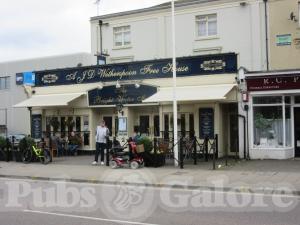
[22,148,32,163]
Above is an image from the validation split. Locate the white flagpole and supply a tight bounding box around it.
[171,0,178,167]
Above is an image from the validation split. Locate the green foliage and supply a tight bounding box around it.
[19,137,35,152]
[137,136,153,153]
[254,113,272,130]
[0,136,7,149]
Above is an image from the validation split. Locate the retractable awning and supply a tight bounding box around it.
[143,84,236,103]
[14,93,84,108]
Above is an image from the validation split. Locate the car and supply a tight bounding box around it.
[7,134,26,146]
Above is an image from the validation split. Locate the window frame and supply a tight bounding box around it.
[0,76,10,90]
[195,14,218,39]
[113,25,131,48]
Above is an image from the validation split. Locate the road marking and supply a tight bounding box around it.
[23,209,161,225]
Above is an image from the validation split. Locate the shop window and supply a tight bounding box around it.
[253,106,283,148]
[295,96,300,104]
[113,25,131,47]
[60,117,66,137]
[0,76,10,90]
[164,114,169,139]
[253,96,282,104]
[196,14,217,38]
[284,96,291,104]
[189,114,194,136]
[180,114,186,137]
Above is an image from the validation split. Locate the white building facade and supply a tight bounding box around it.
[0,53,94,135]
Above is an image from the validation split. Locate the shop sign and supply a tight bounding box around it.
[35,53,237,87]
[199,108,214,139]
[88,84,157,106]
[31,114,42,139]
[247,74,300,91]
[16,72,35,86]
[276,34,292,46]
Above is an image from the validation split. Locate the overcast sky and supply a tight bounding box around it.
[0,0,171,62]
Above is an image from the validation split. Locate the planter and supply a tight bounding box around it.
[12,150,23,162]
[142,152,165,168]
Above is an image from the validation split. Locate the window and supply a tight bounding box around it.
[252,96,291,148]
[196,14,217,38]
[0,77,10,90]
[113,26,131,47]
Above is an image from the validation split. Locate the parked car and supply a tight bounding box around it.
[8,134,26,147]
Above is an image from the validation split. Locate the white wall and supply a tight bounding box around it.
[0,53,95,135]
[91,0,267,71]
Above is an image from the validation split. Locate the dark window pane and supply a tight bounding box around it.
[154,115,160,137]
[253,96,282,104]
[139,116,150,135]
[76,117,81,132]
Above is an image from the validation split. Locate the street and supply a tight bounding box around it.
[0,177,300,225]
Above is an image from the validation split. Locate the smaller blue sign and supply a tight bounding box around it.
[16,73,24,85]
[23,72,35,86]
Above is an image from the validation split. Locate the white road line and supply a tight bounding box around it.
[23,209,160,225]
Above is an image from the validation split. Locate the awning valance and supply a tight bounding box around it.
[143,84,236,103]
[14,93,84,108]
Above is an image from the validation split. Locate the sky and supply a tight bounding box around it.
[0,0,171,62]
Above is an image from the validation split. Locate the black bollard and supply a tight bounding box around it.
[106,137,110,166]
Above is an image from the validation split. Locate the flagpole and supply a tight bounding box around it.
[171,0,178,167]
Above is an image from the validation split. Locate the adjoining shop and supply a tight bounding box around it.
[14,53,241,164]
[246,70,300,159]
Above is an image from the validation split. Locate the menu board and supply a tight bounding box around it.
[199,108,214,139]
[32,114,42,139]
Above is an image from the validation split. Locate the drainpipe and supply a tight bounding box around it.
[99,20,103,56]
[263,0,270,71]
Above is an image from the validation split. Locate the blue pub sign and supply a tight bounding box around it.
[34,53,237,87]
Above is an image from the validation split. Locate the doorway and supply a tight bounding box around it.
[294,108,300,157]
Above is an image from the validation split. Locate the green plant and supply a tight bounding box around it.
[19,137,35,152]
[137,136,153,153]
[254,113,272,130]
[0,136,7,149]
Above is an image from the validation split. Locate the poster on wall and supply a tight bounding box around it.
[31,114,42,139]
[199,108,214,139]
[118,117,127,132]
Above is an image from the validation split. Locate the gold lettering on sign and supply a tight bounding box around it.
[140,64,159,75]
[42,74,58,84]
[66,71,78,81]
[294,76,300,83]
[276,78,282,84]
[97,68,137,79]
[77,69,96,83]
[263,79,269,85]
[162,63,189,73]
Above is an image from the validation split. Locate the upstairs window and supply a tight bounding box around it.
[113,25,131,47]
[196,14,217,38]
[0,76,10,90]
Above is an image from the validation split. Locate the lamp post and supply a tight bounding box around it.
[171,0,178,167]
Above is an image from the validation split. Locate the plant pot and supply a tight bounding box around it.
[142,152,165,168]
[12,150,23,162]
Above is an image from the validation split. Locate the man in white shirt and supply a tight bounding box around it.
[92,120,109,165]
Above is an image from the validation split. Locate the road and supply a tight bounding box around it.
[0,177,300,225]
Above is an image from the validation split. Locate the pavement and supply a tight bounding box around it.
[1,156,300,195]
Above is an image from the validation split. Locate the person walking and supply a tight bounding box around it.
[92,120,109,165]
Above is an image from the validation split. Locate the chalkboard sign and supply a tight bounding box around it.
[32,114,42,139]
[199,108,214,139]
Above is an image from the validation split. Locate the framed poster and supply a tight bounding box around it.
[199,108,214,139]
[31,114,42,139]
[118,117,127,132]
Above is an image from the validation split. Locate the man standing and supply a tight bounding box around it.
[92,120,109,165]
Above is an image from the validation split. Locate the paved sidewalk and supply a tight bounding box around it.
[1,156,300,195]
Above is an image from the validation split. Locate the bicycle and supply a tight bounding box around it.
[22,143,52,164]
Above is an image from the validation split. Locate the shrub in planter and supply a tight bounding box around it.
[0,136,8,161]
[18,136,35,162]
[136,136,153,153]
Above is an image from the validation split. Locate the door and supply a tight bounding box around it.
[294,108,300,157]
[139,115,150,136]
[103,116,113,136]
[229,114,239,154]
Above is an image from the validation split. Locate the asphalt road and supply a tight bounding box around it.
[0,177,300,225]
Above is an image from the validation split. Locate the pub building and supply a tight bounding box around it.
[246,69,300,159]
[14,53,240,159]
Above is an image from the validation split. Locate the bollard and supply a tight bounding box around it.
[106,137,110,166]
[205,136,208,162]
[179,137,184,169]
[193,137,197,165]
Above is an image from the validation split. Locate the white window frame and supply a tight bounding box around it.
[195,14,218,39]
[113,25,131,48]
[251,95,292,149]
